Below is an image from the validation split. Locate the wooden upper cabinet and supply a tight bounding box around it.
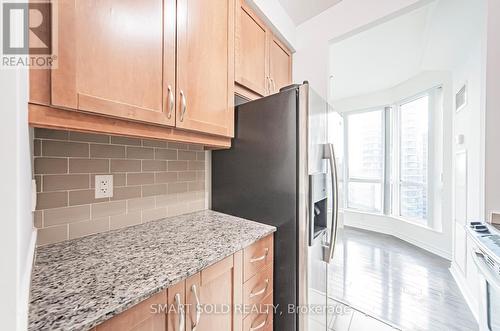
[269,36,292,94]
[52,0,176,126]
[176,0,235,137]
[235,0,269,96]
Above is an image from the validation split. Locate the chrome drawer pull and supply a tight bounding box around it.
[190,284,201,331]
[167,85,174,119]
[174,293,185,331]
[250,248,269,263]
[250,312,269,331]
[249,279,269,298]
[180,90,187,122]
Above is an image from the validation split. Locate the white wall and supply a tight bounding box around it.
[484,0,500,221]
[0,66,36,330]
[336,71,454,259]
[294,0,425,98]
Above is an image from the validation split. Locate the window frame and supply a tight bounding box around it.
[343,86,441,228]
[343,107,387,214]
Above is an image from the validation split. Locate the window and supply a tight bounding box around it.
[397,95,429,222]
[345,110,384,212]
[343,87,439,227]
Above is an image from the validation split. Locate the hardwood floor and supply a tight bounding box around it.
[328,226,478,331]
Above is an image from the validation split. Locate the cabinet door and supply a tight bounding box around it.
[235,0,269,96]
[176,0,235,137]
[95,290,167,331]
[186,255,242,331]
[52,0,176,126]
[269,36,292,94]
[167,281,186,331]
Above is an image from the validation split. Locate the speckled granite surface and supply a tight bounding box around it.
[29,210,276,331]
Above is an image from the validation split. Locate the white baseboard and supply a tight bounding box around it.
[450,262,479,323]
[345,221,451,260]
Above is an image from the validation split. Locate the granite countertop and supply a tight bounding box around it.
[29,210,276,331]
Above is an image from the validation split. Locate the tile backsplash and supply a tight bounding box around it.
[33,128,208,246]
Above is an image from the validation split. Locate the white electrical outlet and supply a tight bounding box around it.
[95,175,113,198]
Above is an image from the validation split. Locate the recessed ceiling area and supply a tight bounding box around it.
[278,0,342,25]
[329,0,486,101]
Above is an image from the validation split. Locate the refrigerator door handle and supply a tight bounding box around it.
[322,143,339,263]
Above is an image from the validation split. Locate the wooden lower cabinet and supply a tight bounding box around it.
[93,236,273,331]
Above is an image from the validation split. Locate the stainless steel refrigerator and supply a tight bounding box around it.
[212,82,341,331]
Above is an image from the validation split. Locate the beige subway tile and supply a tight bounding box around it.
[142,208,167,223]
[69,131,109,143]
[126,146,154,159]
[110,211,142,230]
[142,184,167,197]
[92,201,126,219]
[178,171,196,181]
[142,160,167,171]
[168,161,188,171]
[37,225,68,246]
[111,136,142,146]
[110,159,141,172]
[197,171,206,181]
[90,144,125,159]
[69,218,110,239]
[33,139,41,156]
[111,186,141,201]
[34,158,68,174]
[188,160,205,171]
[155,148,177,160]
[188,181,205,192]
[143,139,167,148]
[43,174,89,192]
[197,152,206,161]
[168,182,188,194]
[43,140,89,157]
[69,159,109,173]
[188,144,204,151]
[155,172,177,184]
[177,191,198,202]
[168,142,188,150]
[35,175,42,192]
[34,210,43,228]
[127,197,155,211]
[155,194,177,207]
[69,189,108,206]
[189,200,206,212]
[127,173,154,185]
[167,202,190,217]
[178,150,197,161]
[35,128,68,140]
[36,192,68,210]
[44,205,90,226]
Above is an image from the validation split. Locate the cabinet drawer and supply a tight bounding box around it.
[243,264,273,311]
[244,235,273,282]
[243,292,273,331]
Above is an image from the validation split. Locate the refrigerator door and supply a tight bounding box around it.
[212,89,299,331]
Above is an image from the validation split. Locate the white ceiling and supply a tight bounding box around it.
[329,0,486,101]
[278,0,342,25]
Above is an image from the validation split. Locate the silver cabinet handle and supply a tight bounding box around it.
[270,77,276,93]
[322,143,339,263]
[167,85,174,119]
[249,312,269,331]
[174,293,185,331]
[180,90,187,122]
[250,248,269,263]
[265,76,270,95]
[190,284,201,331]
[249,279,269,298]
